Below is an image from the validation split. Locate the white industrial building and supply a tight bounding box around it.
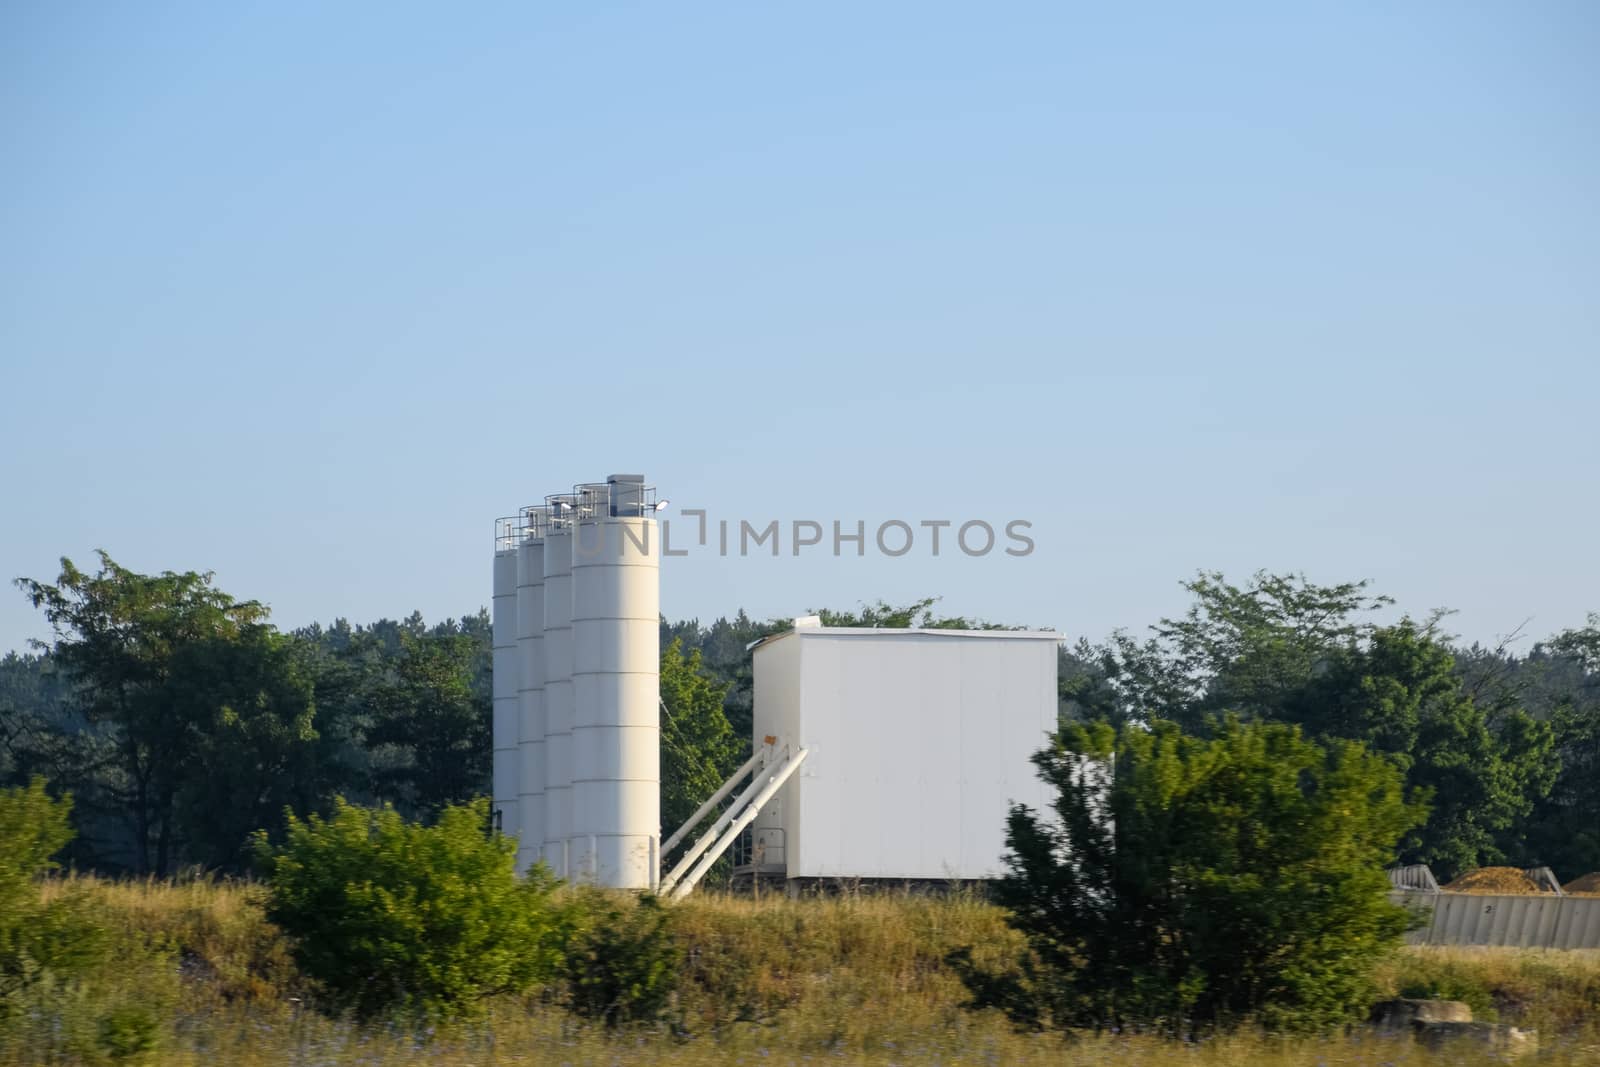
[494,476,1060,894]
[741,619,1060,883]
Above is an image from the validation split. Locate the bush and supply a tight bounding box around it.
[0,780,177,1062]
[562,888,681,1028]
[0,779,109,1002]
[958,719,1426,1035]
[253,797,564,1022]
[94,1004,161,1060]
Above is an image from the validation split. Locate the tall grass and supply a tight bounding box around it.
[38,874,299,1005]
[1377,945,1600,1035]
[7,878,1599,1065]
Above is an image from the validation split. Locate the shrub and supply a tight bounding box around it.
[253,797,563,1022]
[0,779,109,1002]
[958,719,1426,1035]
[95,1004,161,1060]
[562,888,681,1027]
[0,780,177,1062]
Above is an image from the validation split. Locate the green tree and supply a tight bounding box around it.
[1057,638,1126,728]
[16,553,317,875]
[659,639,740,842]
[561,888,681,1028]
[1099,571,1393,730]
[1076,573,1557,878]
[660,610,787,742]
[961,719,1423,1035]
[1548,613,1600,673]
[0,653,79,786]
[175,627,321,869]
[1288,622,1556,878]
[1520,615,1600,875]
[254,797,563,1022]
[362,632,491,818]
[815,596,1020,630]
[0,653,120,870]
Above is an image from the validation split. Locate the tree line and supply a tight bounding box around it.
[1055,573,1598,881]
[3,555,1596,882]
[0,552,754,876]
[4,554,497,874]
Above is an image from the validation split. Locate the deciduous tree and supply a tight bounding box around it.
[16,553,315,874]
[659,638,740,842]
[960,719,1423,1035]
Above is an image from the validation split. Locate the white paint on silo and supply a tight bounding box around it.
[491,519,521,841]
[570,474,660,889]
[541,495,577,875]
[515,506,547,874]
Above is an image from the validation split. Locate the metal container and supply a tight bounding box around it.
[490,519,521,840]
[515,506,548,874]
[570,487,660,889]
[541,502,576,874]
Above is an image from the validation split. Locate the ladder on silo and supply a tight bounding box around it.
[658,744,809,900]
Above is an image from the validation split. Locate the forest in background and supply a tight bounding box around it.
[2,553,1596,882]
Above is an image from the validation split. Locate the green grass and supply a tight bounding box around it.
[8,878,1600,1065]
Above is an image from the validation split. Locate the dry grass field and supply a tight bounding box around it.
[7,878,1600,1065]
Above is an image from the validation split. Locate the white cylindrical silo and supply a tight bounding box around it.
[515,506,547,874]
[491,519,521,841]
[541,496,577,875]
[570,474,660,889]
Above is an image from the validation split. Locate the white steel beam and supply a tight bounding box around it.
[660,743,769,859]
[668,747,809,900]
[659,747,789,895]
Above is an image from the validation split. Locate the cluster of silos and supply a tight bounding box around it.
[491,474,661,890]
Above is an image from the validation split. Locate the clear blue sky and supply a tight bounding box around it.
[3,2,1596,655]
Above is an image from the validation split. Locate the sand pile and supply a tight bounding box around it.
[1562,872,1600,896]
[1443,867,1547,894]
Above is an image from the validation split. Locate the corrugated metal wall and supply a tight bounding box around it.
[1394,891,1600,948]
